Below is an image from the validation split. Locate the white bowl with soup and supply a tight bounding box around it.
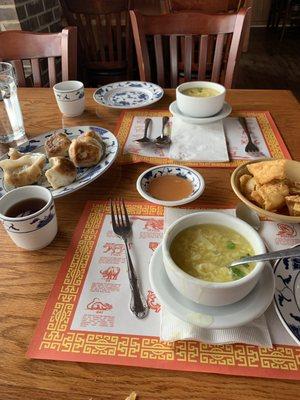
[176,81,226,118]
[162,211,266,306]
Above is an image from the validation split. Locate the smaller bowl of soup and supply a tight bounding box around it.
[136,165,205,207]
[176,81,226,118]
[162,211,266,306]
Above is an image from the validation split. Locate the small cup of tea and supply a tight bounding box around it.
[53,80,85,117]
[0,186,57,250]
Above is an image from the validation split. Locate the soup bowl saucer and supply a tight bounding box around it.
[149,245,275,329]
[169,101,232,125]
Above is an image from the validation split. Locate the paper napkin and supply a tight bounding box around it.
[169,117,229,162]
[162,207,273,347]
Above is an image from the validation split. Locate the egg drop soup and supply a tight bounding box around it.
[170,224,255,283]
[181,87,220,97]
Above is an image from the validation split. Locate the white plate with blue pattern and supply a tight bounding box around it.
[93,81,164,109]
[274,245,300,345]
[0,126,119,199]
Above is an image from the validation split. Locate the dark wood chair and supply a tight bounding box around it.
[166,1,252,52]
[166,0,236,13]
[130,8,250,88]
[0,27,77,87]
[59,0,133,86]
[130,0,166,15]
[268,0,300,41]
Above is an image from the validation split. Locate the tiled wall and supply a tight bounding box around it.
[0,0,61,32]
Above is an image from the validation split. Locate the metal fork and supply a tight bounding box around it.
[110,198,149,319]
[239,117,259,153]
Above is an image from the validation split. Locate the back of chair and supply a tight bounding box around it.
[166,0,243,12]
[130,9,250,88]
[0,27,77,87]
[60,0,132,72]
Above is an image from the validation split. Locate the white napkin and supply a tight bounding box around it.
[169,117,229,162]
[161,207,273,347]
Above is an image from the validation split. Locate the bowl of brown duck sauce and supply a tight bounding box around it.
[136,165,205,207]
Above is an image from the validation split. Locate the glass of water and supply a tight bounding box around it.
[0,62,26,144]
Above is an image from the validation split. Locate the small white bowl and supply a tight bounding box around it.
[136,165,205,207]
[176,81,226,118]
[162,211,266,306]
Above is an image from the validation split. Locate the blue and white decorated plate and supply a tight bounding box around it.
[274,245,300,345]
[0,126,118,199]
[93,81,164,109]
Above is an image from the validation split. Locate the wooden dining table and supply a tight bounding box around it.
[0,88,299,400]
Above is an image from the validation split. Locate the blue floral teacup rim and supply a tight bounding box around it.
[53,80,84,93]
[136,164,205,207]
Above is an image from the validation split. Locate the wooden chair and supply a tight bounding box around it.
[166,1,252,52]
[130,0,166,15]
[166,0,236,13]
[0,27,77,87]
[59,0,133,85]
[130,9,250,88]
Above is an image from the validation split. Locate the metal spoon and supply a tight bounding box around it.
[235,202,273,253]
[228,246,300,268]
[135,118,152,143]
[155,116,171,146]
[235,202,260,232]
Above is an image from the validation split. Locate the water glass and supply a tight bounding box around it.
[0,62,26,143]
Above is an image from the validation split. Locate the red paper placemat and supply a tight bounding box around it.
[27,201,300,380]
[115,110,291,167]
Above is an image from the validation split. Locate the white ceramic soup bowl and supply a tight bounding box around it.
[162,211,266,306]
[176,81,226,118]
[0,186,57,250]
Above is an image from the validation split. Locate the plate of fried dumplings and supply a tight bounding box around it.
[231,158,300,223]
[0,126,118,198]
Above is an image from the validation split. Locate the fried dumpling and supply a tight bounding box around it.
[247,159,286,185]
[8,148,23,160]
[289,181,300,195]
[45,156,77,189]
[83,130,102,144]
[285,195,300,216]
[44,131,72,158]
[68,130,104,167]
[0,153,46,187]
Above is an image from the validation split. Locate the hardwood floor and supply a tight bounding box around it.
[236,27,300,100]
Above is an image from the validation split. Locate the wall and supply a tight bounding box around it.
[0,0,21,31]
[0,0,61,32]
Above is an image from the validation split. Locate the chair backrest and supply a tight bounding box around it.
[166,1,243,12]
[59,0,132,71]
[0,27,77,87]
[130,9,250,88]
[130,0,166,15]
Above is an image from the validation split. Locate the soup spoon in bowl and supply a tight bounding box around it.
[228,246,300,268]
[235,202,260,232]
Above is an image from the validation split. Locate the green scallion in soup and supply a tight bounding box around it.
[170,224,255,282]
[182,87,220,97]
